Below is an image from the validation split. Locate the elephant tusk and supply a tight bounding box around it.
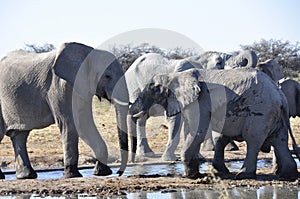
[133,111,146,118]
[113,98,129,106]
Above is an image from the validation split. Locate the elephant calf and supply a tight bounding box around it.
[130,68,298,180]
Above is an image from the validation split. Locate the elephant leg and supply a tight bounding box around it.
[181,132,205,179]
[136,115,154,157]
[8,130,37,179]
[162,114,182,161]
[58,119,83,178]
[271,129,298,180]
[212,135,231,174]
[235,142,260,179]
[181,104,209,179]
[127,114,137,163]
[0,169,4,179]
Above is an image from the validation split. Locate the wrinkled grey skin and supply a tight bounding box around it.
[0,42,129,179]
[256,59,284,84]
[279,79,300,118]
[224,50,258,69]
[126,50,257,162]
[130,68,297,180]
[256,59,300,117]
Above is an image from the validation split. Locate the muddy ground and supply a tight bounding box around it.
[1,100,300,197]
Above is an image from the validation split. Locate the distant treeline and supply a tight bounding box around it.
[24,39,300,78]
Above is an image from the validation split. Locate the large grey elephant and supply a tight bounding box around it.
[0,42,129,179]
[130,68,297,180]
[202,58,283,151]
[126,50,257,161]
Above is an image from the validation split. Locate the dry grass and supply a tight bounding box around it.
[0,97,300,168]
[0,98,170,167]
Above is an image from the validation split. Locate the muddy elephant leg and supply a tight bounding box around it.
[8,130,37,179]
[212,135,231,174]
[235,142,260,179]
[162,114,182,161]
[136,114,154,157]
[272,129,298,180]
[181,104,209,179]
[181,129,207,179]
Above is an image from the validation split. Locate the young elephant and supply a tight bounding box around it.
[130,68,298,180]
[0,42,129,179]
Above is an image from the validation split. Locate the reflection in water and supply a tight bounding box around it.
[2,186,299,199]
[3,158,300,180]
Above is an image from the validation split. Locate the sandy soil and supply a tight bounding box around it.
[1,99,300,197]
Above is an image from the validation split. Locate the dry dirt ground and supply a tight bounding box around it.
[1,99,300,197]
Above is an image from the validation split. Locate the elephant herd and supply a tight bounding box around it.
[0,42,299,181]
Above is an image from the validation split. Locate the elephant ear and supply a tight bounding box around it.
[256,59,284,83]
[52,42,94,97]
[166,69,202,117]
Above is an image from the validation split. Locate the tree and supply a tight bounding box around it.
[110,43,196,71]
[240,39,300,77]
[23,43,56,53]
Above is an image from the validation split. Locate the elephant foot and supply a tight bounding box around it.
[137,138,155,156]
[63,165,82,178]
[136,150,155,158]
[235,170,256,180]
[198,153,206,163]
[278,171,299,181]
[0,170,4,179]
[212,162,230,174]
[161,151,178,161]
[93,161,112,176]
[183,159,204,179]
[225,141,239,151]
[16,166,37,179]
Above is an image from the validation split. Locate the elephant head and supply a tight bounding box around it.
[256,59,284,83]
[130,70,202,118]
[53,42,129,175]
[188,52,230,69]
[224,50,258,69]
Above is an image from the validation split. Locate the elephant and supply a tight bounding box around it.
[279,78,300,118]
[0,42,129,179]
[130,68,298,180]
[188,49,258,70]
[126,50,257,162]
[256,59,300,117]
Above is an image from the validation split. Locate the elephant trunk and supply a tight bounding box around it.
[111,76,129,175]
[224,50,258,69]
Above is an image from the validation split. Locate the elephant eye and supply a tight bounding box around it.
[104,74,112,80]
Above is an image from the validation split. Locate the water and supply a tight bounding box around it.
[1,186,300,199]
[3,158,300,180]
[2,159,300,198]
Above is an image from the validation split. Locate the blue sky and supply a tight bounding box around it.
[1,0,299,57]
